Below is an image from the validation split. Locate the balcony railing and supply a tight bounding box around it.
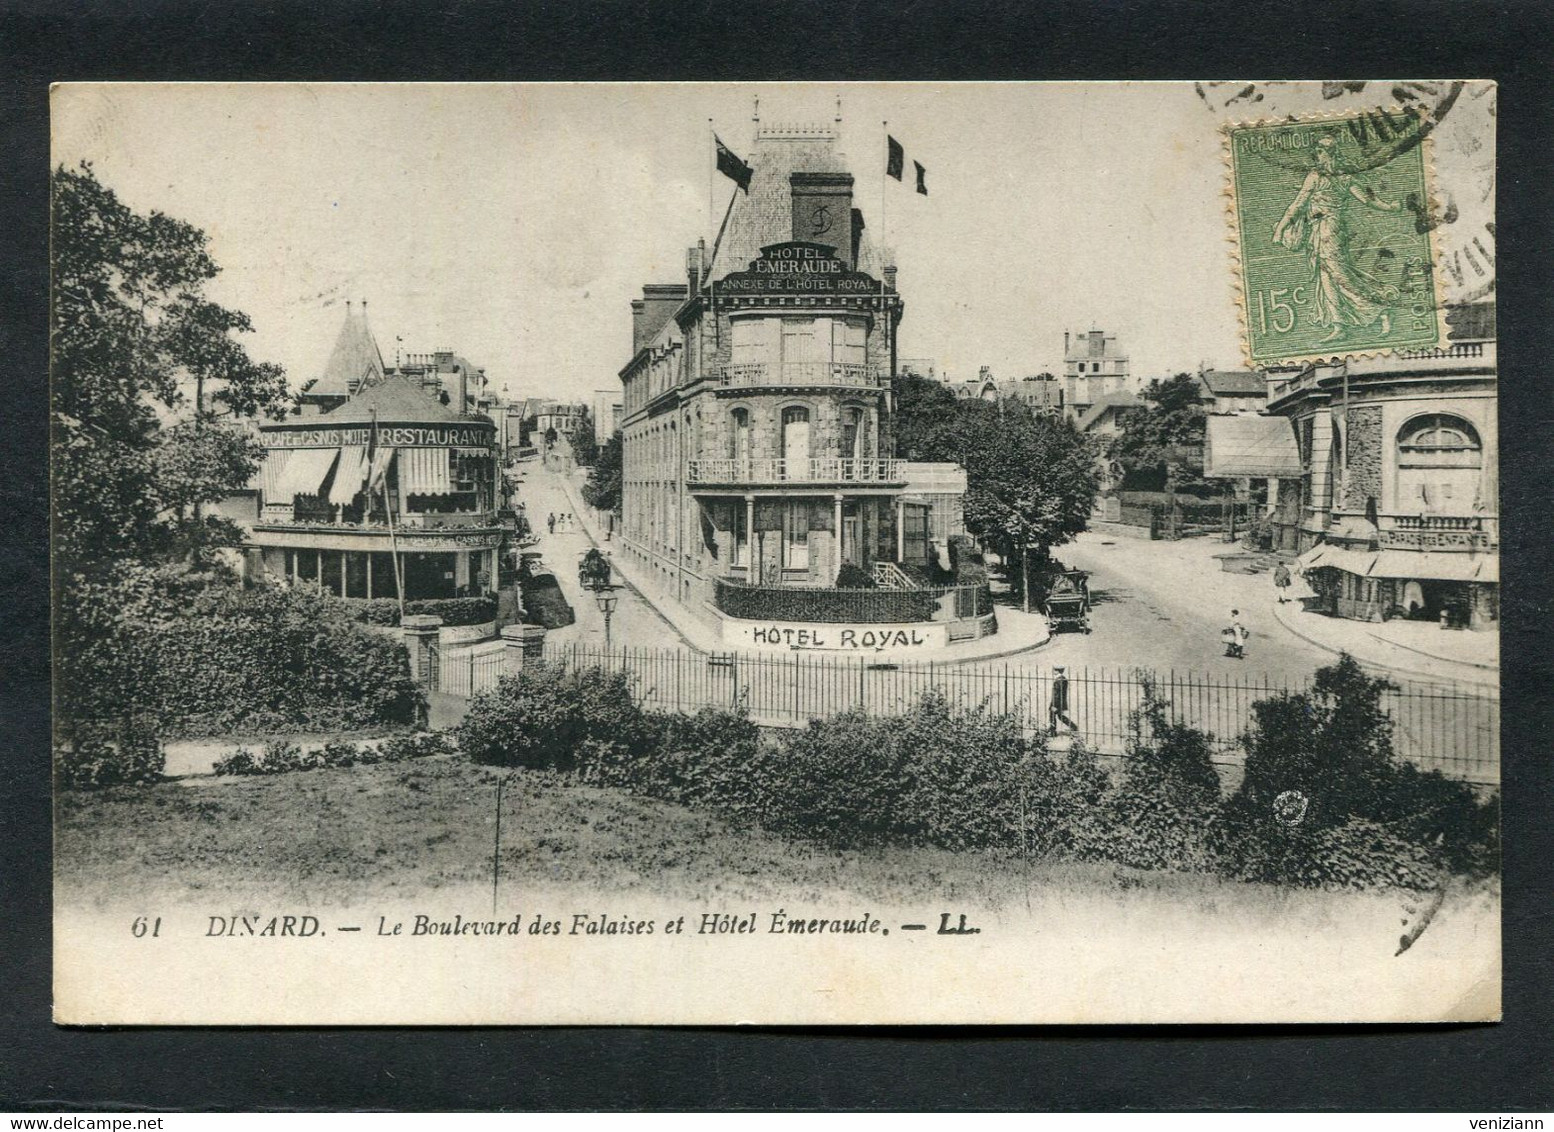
[719,361,877,388]
[1394,342,1486,360]
[687,457,904,485]
[1385,513,1491,531]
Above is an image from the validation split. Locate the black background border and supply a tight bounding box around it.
[3,0,1551,1112]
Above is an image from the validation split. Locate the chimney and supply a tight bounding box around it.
[631,299,647,353]
[639,284,689,352]
[883,265,897,293]
[687,244,704,292]
[453,364,467,416]
[1064,330,1070,355]
[789,171,855,265]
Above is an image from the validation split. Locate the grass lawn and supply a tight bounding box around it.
[54,754,1496,929]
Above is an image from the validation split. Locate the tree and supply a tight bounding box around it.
[570,408,600,466]
[583,433,623,514]
[1111,373,1207,493]
[893,373,1099,610]
[52,163,289,573]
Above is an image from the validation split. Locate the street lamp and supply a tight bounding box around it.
[593,585,619,650]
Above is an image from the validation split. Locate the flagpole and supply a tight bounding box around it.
[705,184,740,281]
[373,406,406,620]
[881,120,889,269]
[708,117,716,245]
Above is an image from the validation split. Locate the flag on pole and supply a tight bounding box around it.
[714,135,753,192]
[914,160,928,195]
[886,135,904,180]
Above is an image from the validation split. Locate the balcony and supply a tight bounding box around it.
[718,361,878,389]
[686,457,905,486]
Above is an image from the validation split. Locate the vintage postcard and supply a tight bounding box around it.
[51,81,1499,1025]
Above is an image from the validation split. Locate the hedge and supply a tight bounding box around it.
[340,594,498,628]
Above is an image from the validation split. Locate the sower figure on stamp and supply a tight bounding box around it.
[1049,666,1078,736]
[1272,134,1406,344]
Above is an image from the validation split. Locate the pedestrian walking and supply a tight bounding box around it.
[1273,562,1292,603]
[1048,666,1078,736]
[1224,609,1249,659]
[547,513,555,535]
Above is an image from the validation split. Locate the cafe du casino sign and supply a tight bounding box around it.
[267,424,494,449]
[718,242,880,297]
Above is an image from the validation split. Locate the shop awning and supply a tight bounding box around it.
[398,447,453,495]
[1204,415,1302,479]
[327,446,369,506]
[269,447,340,501]
[1296,544,1376,576]
[1370,550,1497,582]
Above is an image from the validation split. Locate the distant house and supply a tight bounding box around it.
[947,367,1064,416]
[1074,390,1142,437]
[1194,368,1267,414]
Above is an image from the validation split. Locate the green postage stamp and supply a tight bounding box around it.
[1226,110,1447,365]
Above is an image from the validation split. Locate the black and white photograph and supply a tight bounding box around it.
[50,81,1500,1025]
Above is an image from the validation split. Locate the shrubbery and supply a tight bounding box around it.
[213,731,454,776]
[55,717,165,790]
[341,595,498,627]
[57,567,425,737]
[449,653,1497,892]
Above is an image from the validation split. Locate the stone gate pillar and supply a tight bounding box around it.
[401,614,443,687]
[501,623,547,676]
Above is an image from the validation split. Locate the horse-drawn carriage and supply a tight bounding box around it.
[1042,570,1091,634]
[578,547,613,591]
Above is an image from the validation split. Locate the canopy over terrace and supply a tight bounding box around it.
[250,375,502,602]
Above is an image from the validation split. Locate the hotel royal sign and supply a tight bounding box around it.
[268,424,494,449]
[717,242,880,297]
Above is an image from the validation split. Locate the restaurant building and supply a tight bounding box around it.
[616,119,987,652]
[1256,302,1498,629]
[246,308,502,604]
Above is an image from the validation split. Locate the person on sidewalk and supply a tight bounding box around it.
[1273,562,1292,603]
[1225,610,1249,659]
[1049,666,1078,736]
[547,513,555,535]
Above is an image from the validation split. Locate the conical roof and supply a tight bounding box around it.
[710,123,886,282]
[321,373,476,427]
[309,303,386,399]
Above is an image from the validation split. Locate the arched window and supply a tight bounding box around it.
[1396,414,1482,512]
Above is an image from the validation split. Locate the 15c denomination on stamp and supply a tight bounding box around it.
[1226,109,1447,365]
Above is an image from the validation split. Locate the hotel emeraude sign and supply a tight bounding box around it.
[718,242,880,296]
[268,425,494,449]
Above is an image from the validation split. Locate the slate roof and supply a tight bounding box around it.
[309,305,385,399]
[1203,414,1302,478]
[1075,391,1142,432]
[710,123,886,281]
[1198,369,1267,397]
[314,373,472,427]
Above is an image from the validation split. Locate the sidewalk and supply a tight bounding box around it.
[553,467,1051,664]
[1268,589,1499,690]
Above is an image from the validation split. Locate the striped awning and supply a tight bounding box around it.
[1295,544,1377,576]
[327,446,369,506]
[1370,550,1496,583]
[398,447,453,495]
[367,446,396,494]
[267,447,340,501]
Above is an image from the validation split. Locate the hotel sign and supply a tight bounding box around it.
[721,617,950,653]
[719,242,880,296]
[267,425,493,449]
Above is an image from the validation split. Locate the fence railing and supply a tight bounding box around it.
[499,643,1495,784]
[438,647,505,698]
[686,457,904,484]
[712,578,993,624]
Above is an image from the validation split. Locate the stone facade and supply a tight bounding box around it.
[1341,405,1383,511]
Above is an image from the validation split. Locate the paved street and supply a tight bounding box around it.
[512,457,686,651]
[985,530,1342,682]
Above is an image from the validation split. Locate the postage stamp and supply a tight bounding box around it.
[1226,109,1447,365]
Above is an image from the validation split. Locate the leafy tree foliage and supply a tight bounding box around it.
[1111,373,1207,492]
[583,432,623,513]
[52,163,289,573]
[892,373,1099,582]
[569,408,600,466]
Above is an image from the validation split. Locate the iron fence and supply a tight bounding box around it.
[533,642,1500,784]
[438,647,506,699]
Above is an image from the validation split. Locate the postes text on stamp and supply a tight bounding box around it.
[1227,109,1446,365]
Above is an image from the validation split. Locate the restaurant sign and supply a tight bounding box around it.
[267,425,493,449]
[718,242,880,297]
